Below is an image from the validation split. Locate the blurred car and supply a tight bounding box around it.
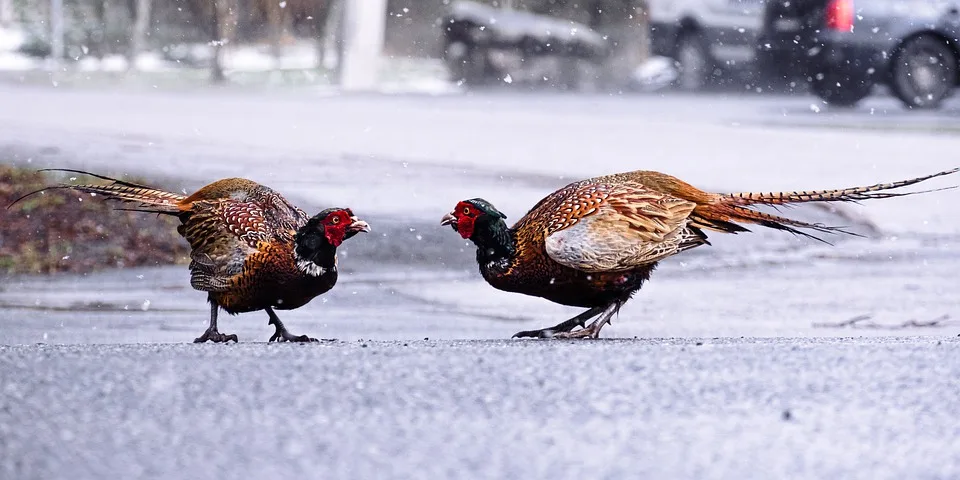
[647,0,792,91]
[768,0,960,109]
[650,0,960,109]
[440,0,608,88]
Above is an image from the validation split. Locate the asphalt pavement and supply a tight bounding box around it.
[2,337,958,479]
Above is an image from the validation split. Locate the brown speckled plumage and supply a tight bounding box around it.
[443,168,957,339]
[172,179,319,313]
[21,170,370,343]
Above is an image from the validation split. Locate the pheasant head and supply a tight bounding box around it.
[441,198,515,267]
[295,208,371,275]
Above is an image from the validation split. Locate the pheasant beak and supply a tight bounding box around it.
[347,217,371,233]
[440,212,457,228]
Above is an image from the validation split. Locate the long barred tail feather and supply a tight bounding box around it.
[722,168,958,206]
[691,204,858,245]
[690,168,958,244]
[7,168,187,214]
[37,168,157,189]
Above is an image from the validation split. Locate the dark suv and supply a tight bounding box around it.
[651,0,960,109]
[766,0,960,108]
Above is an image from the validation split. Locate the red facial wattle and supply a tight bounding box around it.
[456,214,476,239]
[323,212,351,247]
[324,225,346,246]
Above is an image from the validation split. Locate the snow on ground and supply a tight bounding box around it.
[32,42,322,73]
[630,56,678,91]
[0,26,24,51]
[0,51,37,70]
[221,41,320,71]
[73,52,169,72]
[0,26,36,71]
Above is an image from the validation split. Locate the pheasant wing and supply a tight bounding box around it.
[179,200,277,292]
[543,182,700,272]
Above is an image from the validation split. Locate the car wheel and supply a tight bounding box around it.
[810,72,873,107]
[890,35,957,109]
[443,40,471,83]
[673,32,711,91]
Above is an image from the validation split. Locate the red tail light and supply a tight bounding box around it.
[825,0,854,31]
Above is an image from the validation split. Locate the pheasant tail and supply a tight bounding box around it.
[9,168,186,214]
[67,182,185,214]
[722,168,958,205]
[690,168,958,243]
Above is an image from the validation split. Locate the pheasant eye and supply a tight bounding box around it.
[331,216,340,224]
[463,207,471,215]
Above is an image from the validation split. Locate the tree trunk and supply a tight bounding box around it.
[127,0,152,70]
[50,0,65,69]
[211,0,237,84]
[636,0,650,64]
[265,0,284,70]
[1,0,14,26]
[324,0,345,75]
[313,0,333,70]
[88,0,107,59]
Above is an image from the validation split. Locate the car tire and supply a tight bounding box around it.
[673,32,711,91]
[443,40,471,83]
[810,72,873,107]
[445,45,498,87]
[890,35,957,109]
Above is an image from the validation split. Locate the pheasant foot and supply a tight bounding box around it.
[269,326,319,343]
[539,303,619,340]
[511,306,605,339]
[267,307,319,343]
[195,301,237,343]
[193,327,238,343]
[551,319,609,339]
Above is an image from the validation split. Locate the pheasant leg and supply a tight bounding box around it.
[267,307,319,343]
[193,303,239,343]
[552,304,618,339]
[512,306,605,339]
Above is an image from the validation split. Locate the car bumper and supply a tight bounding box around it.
[812,37,887,78]
[649,22,681,58]
[759,40,886,80]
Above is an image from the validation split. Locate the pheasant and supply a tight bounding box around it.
[441,168,957,339]
[13,169,371,343]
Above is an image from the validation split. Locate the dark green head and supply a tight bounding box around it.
[440,198,508,240]
[294,207,371,273]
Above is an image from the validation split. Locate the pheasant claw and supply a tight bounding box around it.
[266,307,319,343]
[511,328,555,339]
[269,330,319,343]
[193,328,239,344]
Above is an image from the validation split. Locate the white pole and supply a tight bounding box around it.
[338,0,387,91]
[50,0,64,71]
